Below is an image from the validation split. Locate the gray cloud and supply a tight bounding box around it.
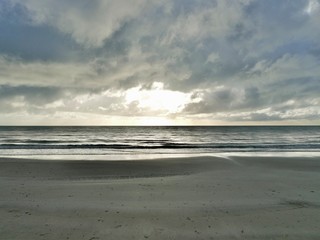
[0,0,319,125]
[10,0,151,47]
[0,85,62,102]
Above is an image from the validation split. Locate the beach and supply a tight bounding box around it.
[1,155,320,240]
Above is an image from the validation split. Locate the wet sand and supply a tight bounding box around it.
[1,156,320,239]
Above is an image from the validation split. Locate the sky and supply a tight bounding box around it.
[0,0,319,125]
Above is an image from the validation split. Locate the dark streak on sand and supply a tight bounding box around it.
[0,156,233,180]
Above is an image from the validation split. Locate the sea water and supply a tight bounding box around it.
[0,126,319,160]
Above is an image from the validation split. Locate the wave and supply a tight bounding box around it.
[0,143,319,150]
[1,140,77,144]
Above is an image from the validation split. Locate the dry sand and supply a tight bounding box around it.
[0,156,320,240]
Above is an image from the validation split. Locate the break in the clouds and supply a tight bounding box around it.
[0,0,319,125]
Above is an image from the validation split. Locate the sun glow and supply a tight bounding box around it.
[125,82,191,113]
[137,116,174,126]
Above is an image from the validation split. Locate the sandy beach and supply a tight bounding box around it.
[1,156,320,240]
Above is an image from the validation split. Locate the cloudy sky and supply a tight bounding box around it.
[0,0,319,125]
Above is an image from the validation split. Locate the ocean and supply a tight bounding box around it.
[0,126,319,160]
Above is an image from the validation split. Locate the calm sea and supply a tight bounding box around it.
[0,126,319,160]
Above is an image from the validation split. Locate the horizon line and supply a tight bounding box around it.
[0,125,319,127]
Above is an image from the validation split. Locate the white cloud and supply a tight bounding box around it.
[304,0,320,15]
[206,52,220,64]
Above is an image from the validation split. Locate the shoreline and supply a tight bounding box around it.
[1,151,320,162]
[1,155,320,239]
